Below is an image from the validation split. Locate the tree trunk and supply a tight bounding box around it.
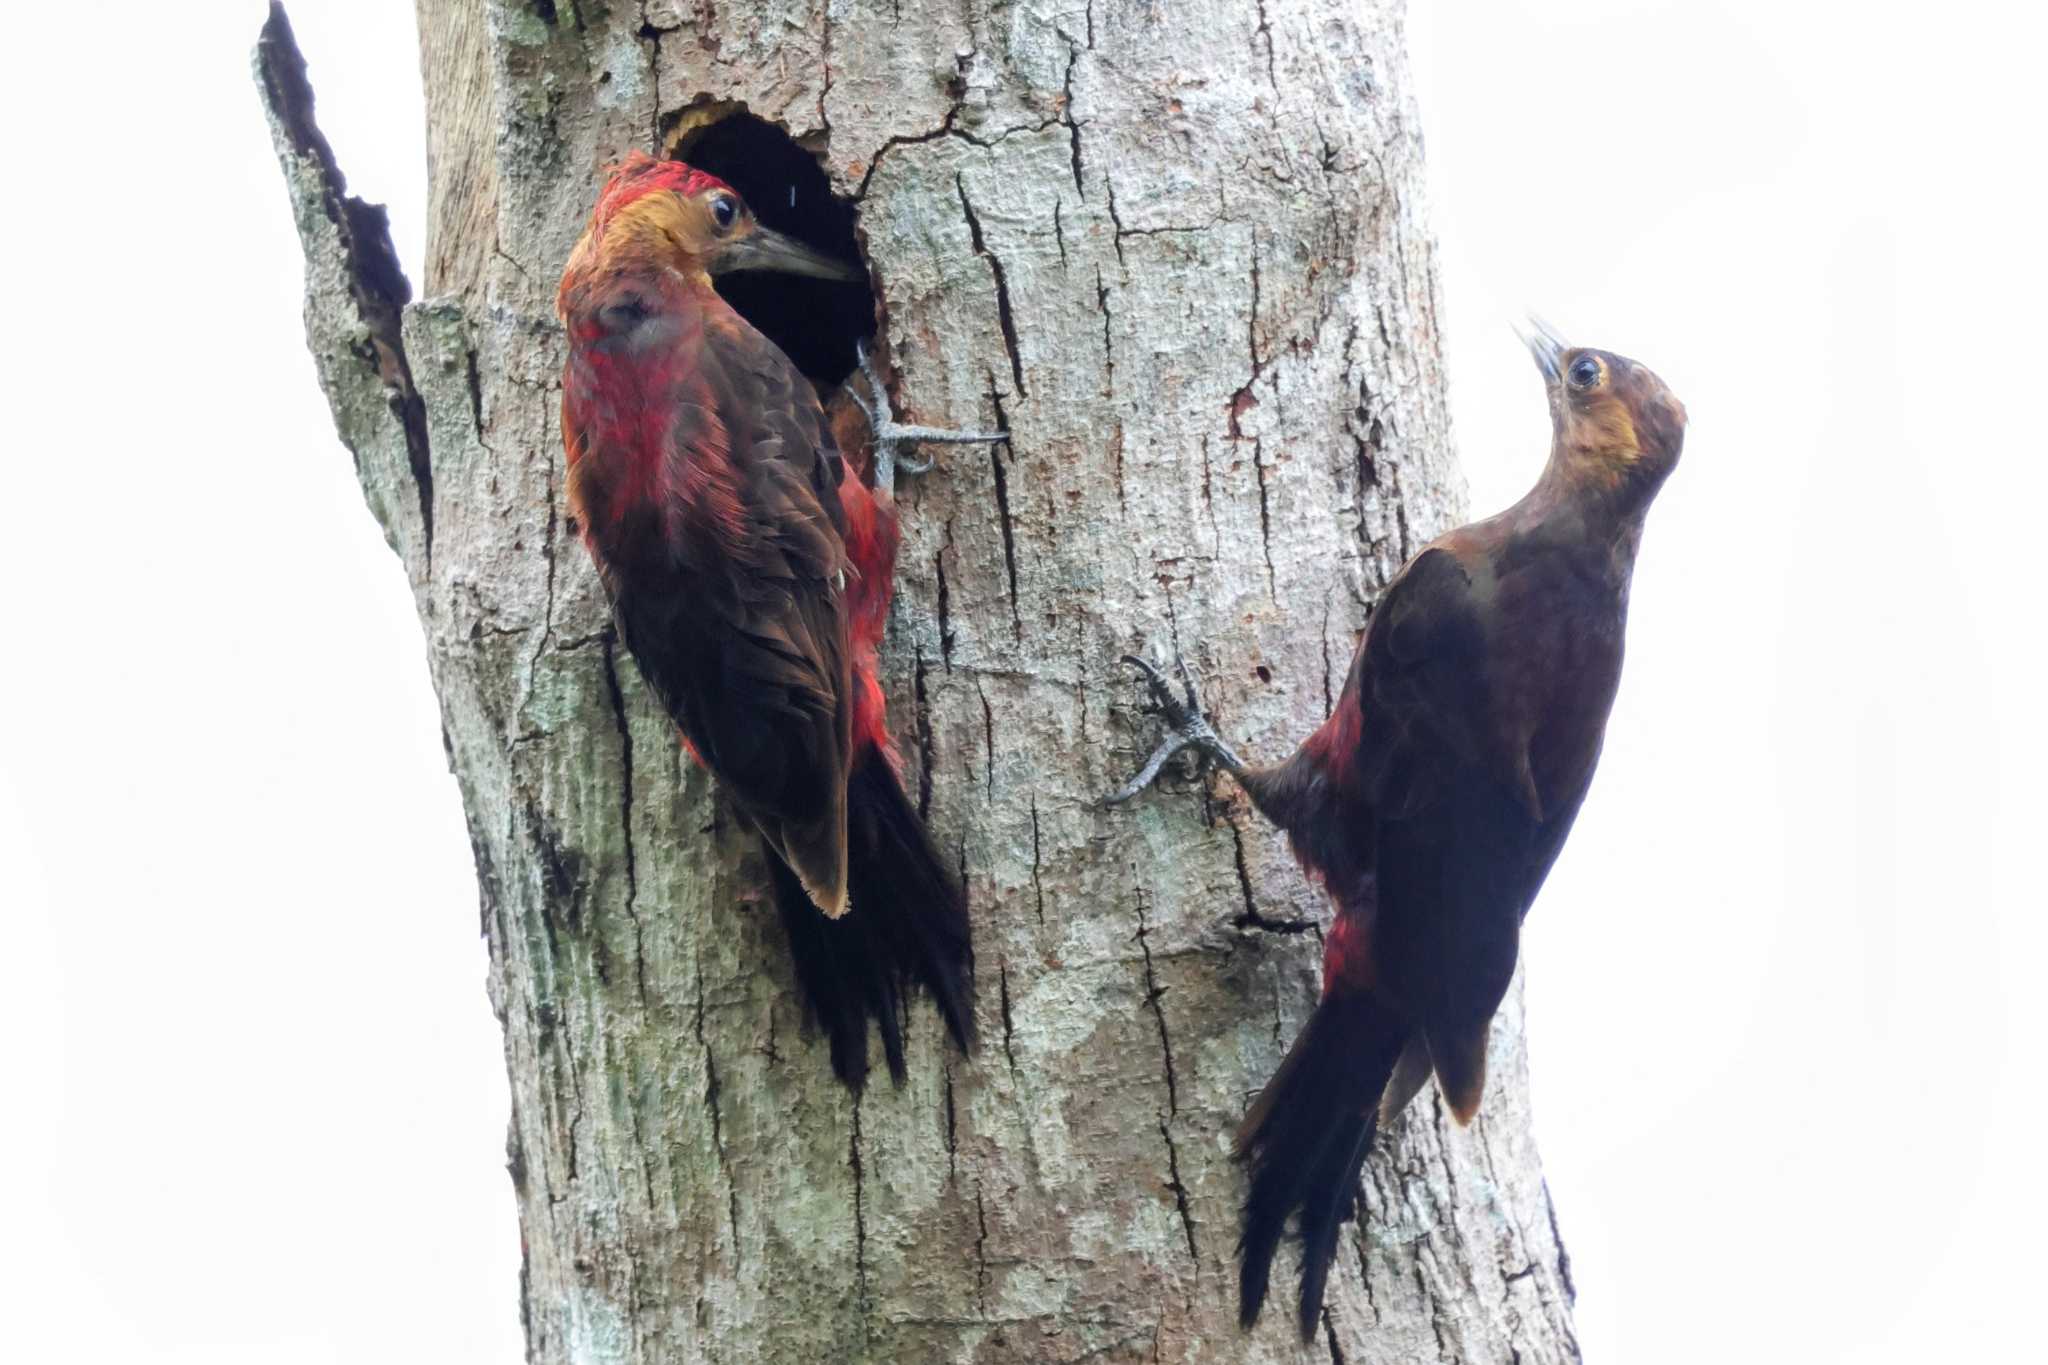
[256,0,1577,1360]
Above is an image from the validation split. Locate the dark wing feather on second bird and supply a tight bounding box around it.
[1110,326,1687,1338]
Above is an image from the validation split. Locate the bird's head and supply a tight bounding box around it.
[1519,318,1687,501]
[558,151,860,318]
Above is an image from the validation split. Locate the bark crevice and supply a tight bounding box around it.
[955,178,1029,401]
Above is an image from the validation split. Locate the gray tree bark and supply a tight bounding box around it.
[257,1,1578,1360]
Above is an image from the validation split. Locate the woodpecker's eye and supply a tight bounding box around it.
[709,194,739,233]
[1568,356,1603,390]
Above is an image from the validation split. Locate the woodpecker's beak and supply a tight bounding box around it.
[1514,316,1570,386]
[712,225,863,283]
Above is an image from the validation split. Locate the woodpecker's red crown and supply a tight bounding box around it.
[588,151,735,234]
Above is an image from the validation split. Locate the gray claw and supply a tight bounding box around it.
[851,340,1008,495]
[1102,653,1244,805]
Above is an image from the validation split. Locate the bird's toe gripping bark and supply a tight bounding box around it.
[1102,654,1245,805]
[851,340,1008,494]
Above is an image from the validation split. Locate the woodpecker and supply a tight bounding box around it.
[1107,323,1687,1338]
[557,152,1003,1090]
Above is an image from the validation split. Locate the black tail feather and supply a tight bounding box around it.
[1235,991,1409,1339]
[770,746,974,1090]
[769,854,899,1089]
[1294,1116,1380,1339]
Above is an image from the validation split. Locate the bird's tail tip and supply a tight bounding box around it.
[845,746,976,1054]
[768,853,894,1090]
[1236,990,1409,1340]
[769,745,974,1092]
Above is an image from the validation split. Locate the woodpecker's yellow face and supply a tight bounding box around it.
[558,155,859,316]
[1522,321,1687,491]
[588,182,740,280]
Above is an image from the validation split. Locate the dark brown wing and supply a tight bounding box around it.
[594,305,856,914]
[1357,530,1630,1121]
[1354,544,1493,815]
[1352,540,1533,1122]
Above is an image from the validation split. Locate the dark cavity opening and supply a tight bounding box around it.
[670,110,873,389]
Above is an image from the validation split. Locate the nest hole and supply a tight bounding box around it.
[669,110,873,389]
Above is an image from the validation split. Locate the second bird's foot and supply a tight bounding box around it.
[851,341,1008,494]
[1102,654,1245,805]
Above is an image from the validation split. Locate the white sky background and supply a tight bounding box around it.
[0,1,2040,1361]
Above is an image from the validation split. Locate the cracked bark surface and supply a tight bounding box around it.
[258,0,1577,1360]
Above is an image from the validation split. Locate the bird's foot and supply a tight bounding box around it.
[1102,654,1245,805]
[851,340,1008,494]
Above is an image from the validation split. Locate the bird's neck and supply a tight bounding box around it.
[1520,446,1654,577]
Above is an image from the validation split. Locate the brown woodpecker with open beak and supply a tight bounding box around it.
[1107,323,1687,1338]
[557,153,1003,1089]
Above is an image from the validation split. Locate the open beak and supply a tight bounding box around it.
[711,225,863,283]
[1513,315,1570,386]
